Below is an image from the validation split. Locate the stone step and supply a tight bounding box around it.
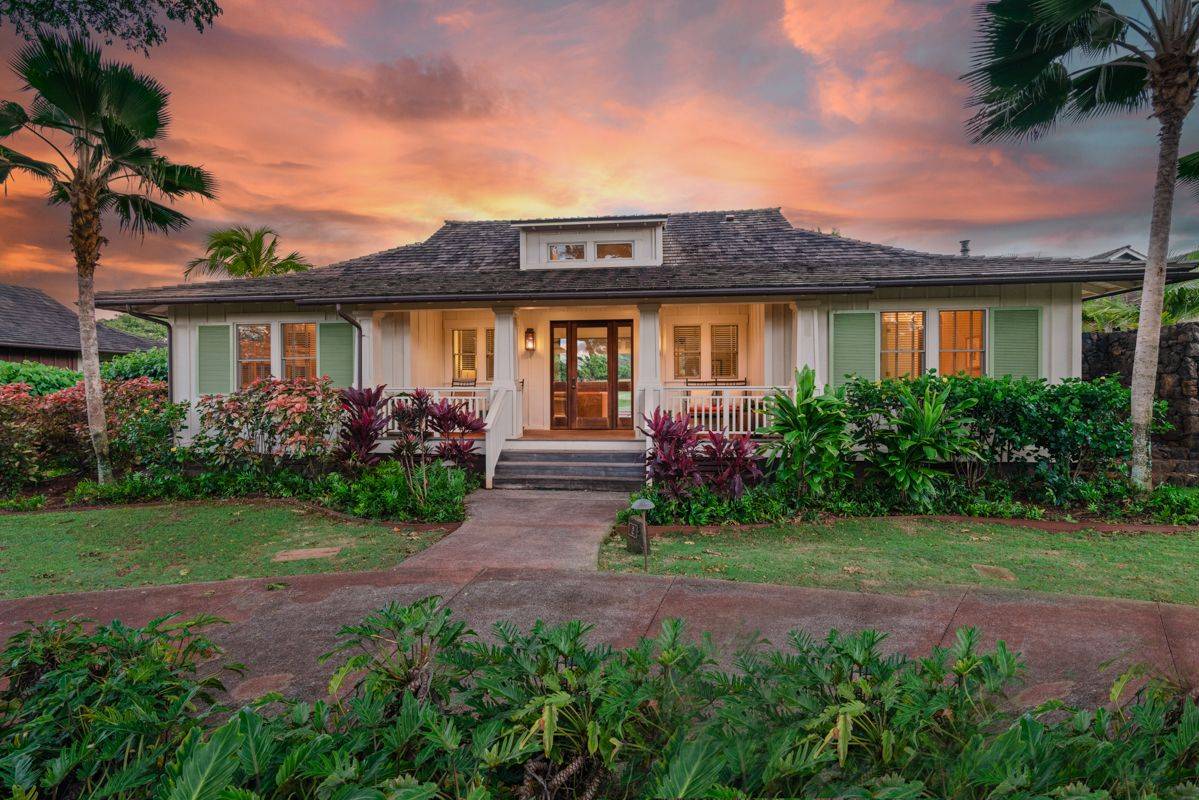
[498,449,643,465]
[492,476,643,492]
[495,463,645,479]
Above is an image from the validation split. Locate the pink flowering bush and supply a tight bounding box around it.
[0,383,41,491]
[193,377,342,469]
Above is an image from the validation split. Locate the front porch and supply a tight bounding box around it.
[368,300,801,485]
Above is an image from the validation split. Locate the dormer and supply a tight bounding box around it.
[513,215,666,269]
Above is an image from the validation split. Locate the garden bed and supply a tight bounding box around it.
[643,514,1198,537]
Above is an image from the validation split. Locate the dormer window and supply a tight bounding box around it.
[515,215,666,269]
[548,243,585,261]
[596,242,633,259]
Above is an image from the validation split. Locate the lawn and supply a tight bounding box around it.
[0,501,450,599]
[600,518,1199,605]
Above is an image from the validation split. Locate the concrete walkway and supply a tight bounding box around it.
[1,490,1196,708]
[400,489,627,572]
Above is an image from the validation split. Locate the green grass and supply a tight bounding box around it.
[600,518,1199,605]
[0,501,450,599]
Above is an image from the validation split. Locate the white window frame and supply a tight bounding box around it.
[595,241,635,261]
[547,242,586,261]
[936,308,987,378]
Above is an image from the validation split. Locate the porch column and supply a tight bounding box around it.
[491,305,517,391]
[637,303,662,420]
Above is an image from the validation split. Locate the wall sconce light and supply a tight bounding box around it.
[524,327,536,352]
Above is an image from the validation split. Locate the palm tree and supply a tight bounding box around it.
[0,31,215,483]
[964,0,1199,490]
[184,225,310,279]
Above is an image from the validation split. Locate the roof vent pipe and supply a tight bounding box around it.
[959,239,971,257]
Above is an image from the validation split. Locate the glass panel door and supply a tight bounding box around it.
[573,324,611,429]
[616,323,633,429]
[551,324,568,428]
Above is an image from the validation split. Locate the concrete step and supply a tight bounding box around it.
[492,476,643,492]
[495,463,644,479]
[499,449,643,465]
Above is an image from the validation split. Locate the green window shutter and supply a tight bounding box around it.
[318,322,355,387]
[196,324,231,395]
[831,311,877,387]
[990,308,1041,379]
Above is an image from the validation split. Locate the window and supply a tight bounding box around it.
[939,310,986,377]
[548,243,585,261]
[673,325,701,378]
[452,329,478,381]
[596,242,633,259]
[281,322,316,380]
[711,323,739,378]
[880,311,925,378]
[236,323,271,389]
[485,328,495,381]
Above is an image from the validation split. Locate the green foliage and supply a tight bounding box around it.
[0,360,79,395]
[0,0,221,53]
[0,493,45,512]
[326,461,472,523]
[621,482,795,526]
[0,384,41,491]
[1128,484,1199,526]
[0,614,229,799]
[759,366,852,499]
[100,347,168,381]
[866,382,979,512]
[7,599,1199,799]
[100,313,167,341]
[1083,296,1139,332]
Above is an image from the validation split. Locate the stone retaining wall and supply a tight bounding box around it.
[1082,322,1199,485]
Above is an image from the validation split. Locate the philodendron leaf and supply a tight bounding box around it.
[165,721,242,800]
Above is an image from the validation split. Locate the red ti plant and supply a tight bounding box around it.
[337,385,392,470]
[428,399,485,468]
[640,408,702,500]
[703,431,762,499]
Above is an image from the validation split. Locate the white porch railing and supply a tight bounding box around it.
[381,387,491,435]
[657,385,793,435]
[483,388,514,488]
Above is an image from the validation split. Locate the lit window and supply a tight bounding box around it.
[673,325,701,378]
[236,323,271,389]
[485,328,495,381]
[939,310,986,377]
[880,311,925,378]
[711,324,739,378]
[548,243,585,261]
[281,323,316,380]
[452,329,477,381]
[596,242,633,259]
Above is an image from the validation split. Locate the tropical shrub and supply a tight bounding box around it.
[192,376,341,469]
[622,481,795,525]
[0,383,41,491]
[0,493,46,512]
[99,346,168,381]
[866,382,979,512]
[7,599,1199,800]
[0,360,79,395]
[702,430,762,498]
[0,614,228,800]
[640,407,703,499]
[759,366,853,500]
[336,384,391,469]
[35,377,184,474]
[327,460,471,523]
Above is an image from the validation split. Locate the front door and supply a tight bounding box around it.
[551,320,633,430]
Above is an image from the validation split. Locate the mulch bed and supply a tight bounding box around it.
[642,515,1196,537]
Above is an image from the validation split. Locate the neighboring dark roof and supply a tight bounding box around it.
[94,208,1195,308]
[0,283,157,354]
[1089,244,1147,262]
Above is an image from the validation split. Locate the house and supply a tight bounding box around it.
[94,208,1189,488]
[0,282,158,369]
[1089,245,1148,263]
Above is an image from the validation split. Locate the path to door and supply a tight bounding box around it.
[2,490,1197,709]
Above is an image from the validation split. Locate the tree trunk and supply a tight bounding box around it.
[70,184,112,484]
[1131,110,1186,489]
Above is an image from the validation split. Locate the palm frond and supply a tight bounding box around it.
[150,160,217,199]
[0,100,28,137]
[99,61,170,139]
[1179,150,1199,198]
[103,191,191,236]
[966,62,1073,142]
[1067,57,1149,120]
[14,31,105,132]
[0,143,65,185]
[184,225,308,279]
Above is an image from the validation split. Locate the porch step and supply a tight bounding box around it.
[493,449,645,491]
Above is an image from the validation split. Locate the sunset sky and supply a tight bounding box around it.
[1,0,1197,306]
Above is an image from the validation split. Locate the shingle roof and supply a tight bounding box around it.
[94,208,1193,308]
[0,283,157,354]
